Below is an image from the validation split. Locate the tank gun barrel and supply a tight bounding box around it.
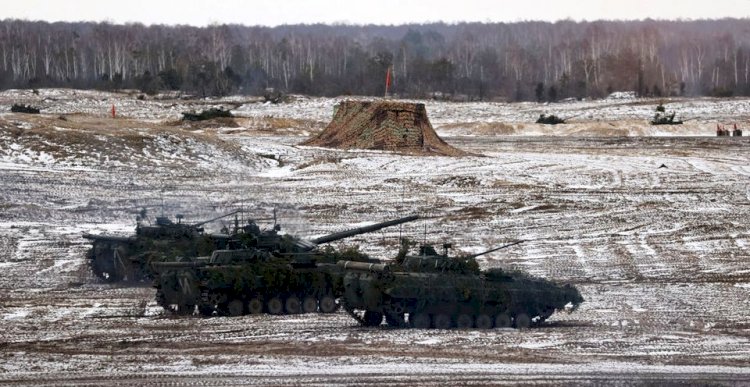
[190,209,243,228]
[310,215,420,245]
[82,233,134,243]
[150,261,206,271]
[468,240,524,259]
[337,260,390,273]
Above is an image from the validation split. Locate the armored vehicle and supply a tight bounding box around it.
[536,114,565,125]
[152,215,419,316]
[651,104,683,125]
[83,210,242,283]
[338,241,583,329]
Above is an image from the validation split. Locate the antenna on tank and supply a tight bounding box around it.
[399,185,406,241]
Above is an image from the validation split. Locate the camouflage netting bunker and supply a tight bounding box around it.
[301,100,467,156]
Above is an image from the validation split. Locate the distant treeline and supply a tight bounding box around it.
[2,18,750,100]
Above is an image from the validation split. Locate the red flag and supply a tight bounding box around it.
[385,67,392,96]
[111,104,116,118]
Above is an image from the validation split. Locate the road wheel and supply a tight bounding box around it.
[476,314,493,329]
[386,300,405,315]
[433,313,452,329]
[302,296,318,313]
[198,305,215,316]
[155,290,167,309]
[385,313,405,327]
[456,314,474,329]
[207,292,226,309]
[100,270,123,283]
[363,311,383,327]
[267,297,284,315]
[177,304,194,315]
[494,313,511,328]
[285,296,301,314]
[319,295,337,313]
[538,306,555,323]
[247,297,264,314]
[411,313,431,329]
[93,245,126,283]
[227,299,244,317]
[515,313,531,329]
[215,303,229,317]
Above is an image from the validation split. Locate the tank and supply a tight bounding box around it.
[651,104,683,125]
[338,240,584,329]
[83,210,242,283]
[151,215,420,316]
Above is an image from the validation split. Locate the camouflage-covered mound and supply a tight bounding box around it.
[301,100,467,156]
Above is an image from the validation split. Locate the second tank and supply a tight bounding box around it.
[338,240,583,329]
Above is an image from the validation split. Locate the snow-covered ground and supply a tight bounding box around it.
[1,89,749,385]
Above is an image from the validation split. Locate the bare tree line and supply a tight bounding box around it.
[1,18,750,100]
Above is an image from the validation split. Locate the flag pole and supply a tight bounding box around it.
[384,66,391,98]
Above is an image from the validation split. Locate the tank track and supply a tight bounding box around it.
[340,298,368,326]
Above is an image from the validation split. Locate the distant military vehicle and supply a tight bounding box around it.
[181,107,233,121]
[651,104,683,125]
[10,103,40,114]
[152,215,420,316]
[536,114,566,125]
[83,210,242,283]
[338,240,583,329]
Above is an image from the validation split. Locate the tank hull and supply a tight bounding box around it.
[339,261,583,329]
[153,250,353,316]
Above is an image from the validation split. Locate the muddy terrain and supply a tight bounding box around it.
[0,89,749,385]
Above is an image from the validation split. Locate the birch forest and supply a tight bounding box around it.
[2,18,750,100]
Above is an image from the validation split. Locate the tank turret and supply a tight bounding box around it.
[83,210,242,283]
[338,239,584,329]
[310,215,419,245]
[234,214,420,255]
[151,215,420,317]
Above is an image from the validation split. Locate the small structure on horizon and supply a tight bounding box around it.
[717,123,743,137]
[301,100,468,156]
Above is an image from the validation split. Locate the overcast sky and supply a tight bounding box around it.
[4,0,750,26]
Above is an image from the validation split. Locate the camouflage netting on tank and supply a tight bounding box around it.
[301,100,468,156]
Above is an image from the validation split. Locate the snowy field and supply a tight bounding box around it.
[1,89,750,385]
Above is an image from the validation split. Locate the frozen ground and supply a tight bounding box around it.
[1,89,750,385]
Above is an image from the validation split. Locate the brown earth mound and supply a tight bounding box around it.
[301,100,467,156]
